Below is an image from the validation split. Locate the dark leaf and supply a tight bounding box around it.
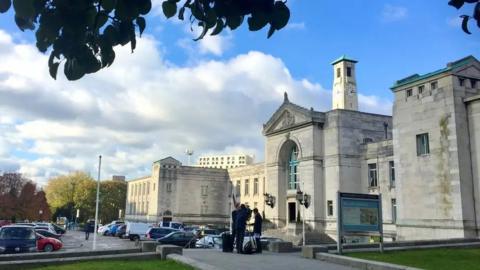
[178,6,185,20]
[474,2,480,21]
[461,15,472,34]
[64,58,85,81]
[95,11,109,30]
[210,18,224,36]
[226,15,243,30]
[101,0,116,11]
[205,8,217,28]
[162,1,176,19]
[14,14,34,31]
[13,0,35,19]
[130,34,136,52]
[0,0,11,13]
[448,0,465,9]
[193,21,207,41]
[270,1,290,30]
[136,16,146,36]
[49,62,59,80]
[267,25,275,38]
[248,12,269,31]
[138,0,152,15]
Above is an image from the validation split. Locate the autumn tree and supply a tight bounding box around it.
[99,180,127,223]
[0,0,291,80]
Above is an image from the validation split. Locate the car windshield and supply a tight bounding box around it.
[0,227,35,240]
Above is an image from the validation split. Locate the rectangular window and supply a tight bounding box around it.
[147,183,150,195]
[391,199,397,223]
[368,163,378,187]
[347,67,352,77]
[153,183,156,191]
[471,79,477,88]
[416,133,430,156]
[201,185,208,196]
[418,85,424,94]
[327,200,333,216]
[253,178,259,195]
[337,68,341,78]
[431,81,438,90]
[459,78,465,87]
[244,179,249,196]
[236,180,241,196]
[406,89,412,97]
[389,161,395,187]
[166,183,172,192]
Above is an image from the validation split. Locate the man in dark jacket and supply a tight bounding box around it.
[235,204,248,253]
[84,219,95,240]
[252,208,263,253]
[231,203,240,251]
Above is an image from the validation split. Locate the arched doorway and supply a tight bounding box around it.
[277,139,301,224]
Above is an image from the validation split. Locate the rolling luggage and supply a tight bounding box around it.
[222,232,234,252]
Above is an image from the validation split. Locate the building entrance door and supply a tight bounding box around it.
[288,202,296,223]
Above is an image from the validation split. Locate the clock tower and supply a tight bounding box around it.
[331,55,358,111]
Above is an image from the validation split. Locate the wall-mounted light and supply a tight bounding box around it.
[264,193,276,208]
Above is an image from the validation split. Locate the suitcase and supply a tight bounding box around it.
[222,232,234,252]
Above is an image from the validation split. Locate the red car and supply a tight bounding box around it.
[36,234,62,252]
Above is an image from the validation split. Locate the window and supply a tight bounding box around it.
[471,79,477,88]
[254,202,258,208]
[431,81,438,90]
[166,183,172,192]
[347,67,352,77]
[416,133,430,156]
[406,89,412,97]
[244,179,249,196]
[147,183,150,195]
[418,85,424,94]
[337,68,341,78]
[201,205,208,214]
[368,163,378,187]
[391,199,397,223]
[201,185,208,196]
[236,181,241,196]
[327,200,333,216]
[288,145,299,190]
[153,183,156,191]
[459,78,465,87]
[253,178,259,195]
[389,161,395,188]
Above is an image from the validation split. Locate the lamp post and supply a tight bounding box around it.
[38,210,43,221]
[296,182,310,246]
[93,155,102,251]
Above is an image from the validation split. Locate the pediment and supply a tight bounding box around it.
[155,156,182,166]
[454,65,480,78]
[263,100,325,136]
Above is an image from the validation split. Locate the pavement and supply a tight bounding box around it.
[59,230,137,252]
[183,249,358,270]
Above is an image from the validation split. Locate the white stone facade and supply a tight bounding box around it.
[197,154,254,169]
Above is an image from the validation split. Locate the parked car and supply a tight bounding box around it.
[195,235,222,248]
[0,225,37,254]
[193,228,217,238]
[145,227,178,240]
[51,223,66,235]
[97,224,111,235]
[0,220,11,227]
[34,224,57,235]
[36,234,62,252]
[35,229,62,241]
[158,221,183,230]
[125,222,152,241]
[115,224,127,238]
[109,224,122,236]
[157,231,196,248]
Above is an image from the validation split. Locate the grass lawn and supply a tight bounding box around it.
[25,259,194,270]
[347,248,480,270]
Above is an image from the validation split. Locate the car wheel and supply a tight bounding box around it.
[44,244,54,252]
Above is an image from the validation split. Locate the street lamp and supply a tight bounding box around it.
[38,210,43,221]
[264,193,276,208]
[296,185,310,246]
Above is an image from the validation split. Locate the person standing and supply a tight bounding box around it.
[252,208,263,253]
[235,204,248,254]
[84,219,94,240]
[231,203,240,251]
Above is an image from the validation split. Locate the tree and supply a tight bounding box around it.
[0,0,290,81]
[99,180,127,223]
[448,0,480,34]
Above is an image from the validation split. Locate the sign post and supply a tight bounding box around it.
[337,192,383,254]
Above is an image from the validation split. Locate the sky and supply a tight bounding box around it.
[0,1,478,185]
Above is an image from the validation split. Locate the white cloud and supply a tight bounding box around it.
[0,29,391,186]
[286,22,306,30]
[382,4,408,22]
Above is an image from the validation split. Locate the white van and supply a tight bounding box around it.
[125,222,152,241]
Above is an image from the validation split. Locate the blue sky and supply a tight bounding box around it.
[0,1,478,184]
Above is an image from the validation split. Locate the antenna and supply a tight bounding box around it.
[185,149,194,166]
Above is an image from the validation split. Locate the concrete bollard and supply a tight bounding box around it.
[301,245,329,259]
[269,241,293,253]
[156,245,183,260]
[141,241,158,252]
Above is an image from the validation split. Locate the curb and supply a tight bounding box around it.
[167,254,221,270]
[315,253,422,270]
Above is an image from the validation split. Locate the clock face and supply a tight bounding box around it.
[348,85,356,94]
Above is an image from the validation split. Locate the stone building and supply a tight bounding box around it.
[125,55,480,242]
[125,157,231,225]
